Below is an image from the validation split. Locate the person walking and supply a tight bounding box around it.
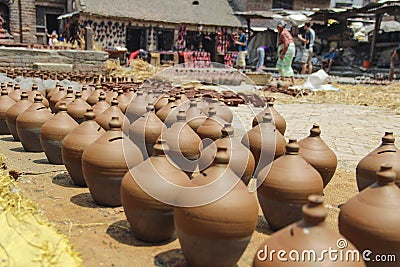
[276,21,295,84]
[234,27,248,70]
[298,22,315,74]
[389,45,400,81]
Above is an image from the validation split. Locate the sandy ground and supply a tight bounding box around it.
[0,132,360,267]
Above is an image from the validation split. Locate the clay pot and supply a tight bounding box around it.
[49,87,67,113]
[117,89,130,113]
[96,98,129,131]
[6,92,31,141]
[156,97,177,125]
[126,88,136,102]
[242,113,286,176]
[199,123,255,184]
[154,94,169,112]
[0,90,16,134]
[86,85,103,106]
[196,107,226,141]
[92,93,110,117]
[40,104,78,164]
[186,99,207,131]
[121,140,189,242]
[162,110,201,175]
[62,109,105,186]
[27,84,49,108]
[67,92,91,124]
[129,104,166,159]
[125,91,147,122]
[16,95,53,152]
[106,87,119,104]
[257,139,323,230]
[298,124,337,188]
[80,85,91,101]
[47,83,60,100]
[55,88,75,113]
[253,195,366,267]
[8,84,22,102]
[252,101,286,135]
[82,117,143,206]
[339,164,400,267]
[196,97,209,115]
[210,99,233,123]
[174,147,258,267]
[356,132,400,190]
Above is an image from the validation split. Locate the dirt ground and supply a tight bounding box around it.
[0,134,359,267]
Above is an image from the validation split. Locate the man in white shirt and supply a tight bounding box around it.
[298,22,315,74]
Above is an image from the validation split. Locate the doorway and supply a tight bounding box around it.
[46,14,59,35]
[126,27,147,52]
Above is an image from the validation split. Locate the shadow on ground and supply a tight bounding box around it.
[154,249,187,267]
[70,192,102,208]
[52,173,80,188]
[255,215,273,235]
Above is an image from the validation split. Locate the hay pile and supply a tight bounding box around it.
[0,170,82,266]
[105,59,160,81]
[264,83,400,114]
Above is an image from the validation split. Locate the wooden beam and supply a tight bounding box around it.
[369,13,382,65]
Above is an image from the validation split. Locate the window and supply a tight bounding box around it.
[272,0,294,9]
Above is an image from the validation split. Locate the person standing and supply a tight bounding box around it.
[389,45,400,81]
[276,21,295,84]
[256,46,269,71]
[234,27,248,70]
[298,22,315,74]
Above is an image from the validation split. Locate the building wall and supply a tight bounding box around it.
[233,0,331,10]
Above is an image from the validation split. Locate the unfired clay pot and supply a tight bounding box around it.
[62,109,105,186]
[199,123,255,184]
[253,195,366,267]
[86,85,103,106]
[54,88,75,113]
[339,164,400,267]
[121,139,189,242]
[40,104,78,164]
[196,107,226,141]
[257,139,323,230]
[96,98,129,131]
[16,95,53,152]
[49,86,66,113]
[8,84,22,102]
[356,132,400,191]
[27,84,49,108]
[82,117,143,206]
[80,85,91,101]
[174,147,258,267]
[117,89,130,113]
[154,94,169,112]
[105,87,118,104]
[298,124,337,188]
[125,91,147,122]
[156,97,177,125]
[67,92,91,123]
[6,92,31,141]
[186,100,207,131]
[242,113,286,176]
[92,93,110,117]
[0,90,16,134]
[210,99,233,123]
[129,105,166,159]
[252,101,286,135]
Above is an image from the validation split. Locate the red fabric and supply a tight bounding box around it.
[129,50,140,61]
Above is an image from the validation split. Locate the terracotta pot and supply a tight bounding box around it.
[105,87,118,104]
[298,124,337,188]
[66,92,91,124]
[356,132,400,191]
[242,113,286,176]
[196,107,226,141]
[162,110,201,175]
[174,147,258,267]
[156,97,177,125]
[55,88,75,113]
[129,104,166,159]
[117,89,130,113]
[254,195,366,267]
[80,85,91,101]
[47,83,60,100]
[186,99,207,131]
[27,84,49,108]
[82,117,143,206]
[126,88,136,102]
[86,85,103,106]
[0,90,16,134]
[210,99,233,123]
[92,92,110,117]
[62,109,105,186]
[257,139,323,230]
[49,87,67,113]
[196,97,209,115]
[154,94,169,112]
[6,92,31,141]
[339,164,400,267]
[252,101,286,135]
[40,104,78,164]
[121,139,189,242]
[199,123,255,184]
[125,91,147,122]
[96,98,129,131]
[8,84,22,102]
[16,95,53,152]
